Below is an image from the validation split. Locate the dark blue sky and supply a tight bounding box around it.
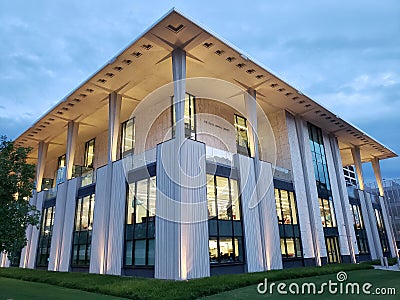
[0,1,399,182]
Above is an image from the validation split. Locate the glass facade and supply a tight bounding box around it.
[308,123,340,262]
[374,208,390,253]
[275,188,302,258]
[234,114,250,156]
[121,118,135,158]
[125,177,156,267]
[71,194,95,267]
[84,138,95,168]
[207,174,243,264]
[350,204,369,254]
[171,93,196,139]
[36,206,55,267]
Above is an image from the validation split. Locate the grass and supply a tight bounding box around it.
[0,276,126,300]
[0,263,373,300]
[204,269,400,299]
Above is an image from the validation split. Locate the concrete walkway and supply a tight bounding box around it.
[373,264,400,271]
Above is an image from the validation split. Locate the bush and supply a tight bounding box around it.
[0,263,373,300]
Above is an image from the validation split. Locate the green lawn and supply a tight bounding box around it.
[0,263,374,300]
[204,269,400,299]
[0,276,127,300]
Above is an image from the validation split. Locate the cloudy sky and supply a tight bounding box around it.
[0,0,399,182]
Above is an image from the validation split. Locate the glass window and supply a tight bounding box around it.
[234,114,250,156]
[124,177,156,267]
[58,154,66,169]
[207,174,243,264]
[275,188,302,259]
[36,206,55,267]
[319,197,336,228]
[71,194,95,267]
[121,118,135,158]
[374,208,390,253]
[84,139,95,168]
[172,93,196,139]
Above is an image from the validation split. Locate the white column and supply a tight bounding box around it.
[58,177,80,271]
[48,181,68,271]
[1,252,10,268]
[294,116,327,264]
[378,196,398,258]
[351,146,364,190]
[328,135,358,262]
[323,133,353,262]
[371,158,384,197]
[155,139,209,280]
[234,154,264,272]
[36,141,49,192]
[20,192,37,268]
[258,161,282,269]
[90,165,110,274]
[172,48,186,143]
[108,92,122,163]
[27,191,46,268]
[66,121,79,180]
[364,191,384,259]
[357,190,378,259]
[106,160,126,275]
[285,113,315,263]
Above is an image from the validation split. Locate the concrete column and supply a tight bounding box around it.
[294,116,327,265]
[285,113,315,264]
[378,196,398,258]
[324,134,355,263]
[36,141,49,192]
[66,121,79,180]
[172,48,186,143]
[155,139,209,280]
[20,192,38,268]
[371,158,384,197]
[244,88,258,159]
[351,146,364,190]
[108,92,122,163]
[26,191,46,268]
[364,191,384,259]
[357,189,378,259]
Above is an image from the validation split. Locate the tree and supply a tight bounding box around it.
[0,135,40,264]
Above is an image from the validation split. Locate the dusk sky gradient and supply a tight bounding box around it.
[0,0,399,182]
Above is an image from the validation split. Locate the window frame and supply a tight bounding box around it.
[234,114,250,156]
[36,205,55,267]
[84,138,95,168]
[120,117,135,158]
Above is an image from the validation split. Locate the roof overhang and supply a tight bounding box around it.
[14,8,397,166]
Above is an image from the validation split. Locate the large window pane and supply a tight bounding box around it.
[230,179,240,220]
[135,179,148,224]
[219,238,234,263]
[84,139,95,168]
[207,175,216,219]
[216,176,230,220]
[134,240,146,266]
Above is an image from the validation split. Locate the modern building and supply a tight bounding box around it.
[0,9,398,280]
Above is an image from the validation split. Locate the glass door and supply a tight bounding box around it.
[326,237,341,264]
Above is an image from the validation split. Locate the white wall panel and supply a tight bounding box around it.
[1,252,10,268]
[106,160,126,275]
[48,181,68,271]
[58,177,80,271]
